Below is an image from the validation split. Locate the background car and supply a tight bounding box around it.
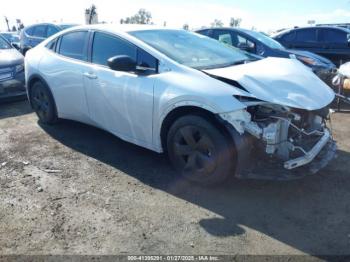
[0,32,20,49]
[20,23,78,55]
[0,35,25,101]
[196,27,337,85]
[25,25,336,185]
[273,26,350,66]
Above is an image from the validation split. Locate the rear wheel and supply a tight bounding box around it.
[30,81,57,125]
[167,115,236,185]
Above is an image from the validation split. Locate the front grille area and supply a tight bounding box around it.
[0,67,13,74]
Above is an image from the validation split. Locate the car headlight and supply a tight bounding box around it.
[296,55,321,66]
[15,64,24,74]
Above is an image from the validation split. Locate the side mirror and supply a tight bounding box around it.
[107,55,137,72]
[11,42,20,50]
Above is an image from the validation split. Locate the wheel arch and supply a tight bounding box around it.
[27,74,58,116]
[159,105,234,152]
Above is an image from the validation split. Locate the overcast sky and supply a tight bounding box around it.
[1,0,350,32]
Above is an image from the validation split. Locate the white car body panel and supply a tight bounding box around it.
[25,25,335,157]
[205,57,335,111]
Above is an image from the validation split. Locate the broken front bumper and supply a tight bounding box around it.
[226,123,337,181]
[284,129,332,170]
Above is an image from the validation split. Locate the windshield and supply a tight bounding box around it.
[130,29,250,69]
[244,30,285,50]
[1,33,19,43]
[0,36,11,49]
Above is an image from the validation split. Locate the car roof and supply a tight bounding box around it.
[24,22,78,28]
[274,26,350,36]
[63,24,181,33]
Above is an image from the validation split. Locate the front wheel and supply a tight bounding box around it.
[30,81,58,125]
[167,115,236,185]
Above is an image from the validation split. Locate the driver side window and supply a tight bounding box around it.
[92,31,158,73]
[92,32,137,66]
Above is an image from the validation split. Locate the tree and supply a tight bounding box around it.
[229,17,242,27]
[211,19,224,28]
[121,9,153,25]
[12,25,17,32]
[85,4,98,24]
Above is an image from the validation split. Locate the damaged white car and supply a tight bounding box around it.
[25,25,337,185]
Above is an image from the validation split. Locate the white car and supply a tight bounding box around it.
[25,25,336,184]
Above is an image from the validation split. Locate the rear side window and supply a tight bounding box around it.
[59,31,88,61]
[33,25,47,38]
[92,32,137,66]
[213,30,234,46]
[296,29,317,42]
[320,29,348,43]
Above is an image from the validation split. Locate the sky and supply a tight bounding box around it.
[1,0,350,32]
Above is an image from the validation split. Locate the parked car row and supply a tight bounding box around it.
[273,26,350,67]
[196,27,337,86]
[24,25,337,184]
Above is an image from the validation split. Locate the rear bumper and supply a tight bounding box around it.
[0,72,26,101]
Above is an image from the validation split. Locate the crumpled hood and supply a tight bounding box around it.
[0,48,24,67]
[205,57,335,110]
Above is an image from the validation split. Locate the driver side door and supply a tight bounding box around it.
[84,31,157,148]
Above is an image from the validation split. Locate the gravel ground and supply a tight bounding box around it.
[0,100,349,256]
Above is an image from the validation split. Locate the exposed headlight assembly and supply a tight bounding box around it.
[291,54,321,66]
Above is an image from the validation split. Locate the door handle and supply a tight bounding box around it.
[83,72,97,79]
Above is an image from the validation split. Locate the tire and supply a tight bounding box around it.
[30,81,58,125]
[167,115,236,185]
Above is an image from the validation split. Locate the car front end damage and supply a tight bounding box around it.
[220,102,337,180]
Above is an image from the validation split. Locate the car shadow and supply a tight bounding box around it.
[40,119,350,256]
[0,99,32,120]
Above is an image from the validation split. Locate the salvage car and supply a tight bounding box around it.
[197,27,337,86]
[0,35,26,101]
[20,23,78,55]
[25,25,337,184]
[273,26,350,67]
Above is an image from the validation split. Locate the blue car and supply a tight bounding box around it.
[197,27,337,85]
[0,35,25,101]
[20,23,77,55]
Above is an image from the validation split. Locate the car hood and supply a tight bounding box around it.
[204,57,335,111]
[0,48,24,67]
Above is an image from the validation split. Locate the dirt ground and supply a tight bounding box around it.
[0,100,349,256]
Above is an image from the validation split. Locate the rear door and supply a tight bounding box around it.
[39,30,91,122]
[318,28,350,65]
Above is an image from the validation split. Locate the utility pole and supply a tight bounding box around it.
[4,16,10,31]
